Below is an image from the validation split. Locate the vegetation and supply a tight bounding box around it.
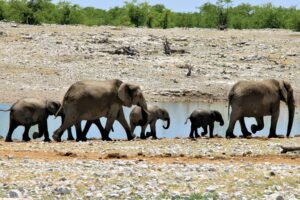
[0,0,299,31]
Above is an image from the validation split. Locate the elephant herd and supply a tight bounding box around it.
[0,78,295,142]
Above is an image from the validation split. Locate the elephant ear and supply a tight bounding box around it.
[46,101,61,115]
[118,83,133,107]
[279,81,288,102]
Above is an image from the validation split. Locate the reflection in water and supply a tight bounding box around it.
[0,102,298,141]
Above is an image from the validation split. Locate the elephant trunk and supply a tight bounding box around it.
[163,118,170,129]
[287,97,295,137]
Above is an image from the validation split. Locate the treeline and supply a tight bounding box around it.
[0,0,299,31]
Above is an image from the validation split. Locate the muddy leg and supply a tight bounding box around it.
[150,121,157,139]
[75,122,85,142]
[189,126,196,139]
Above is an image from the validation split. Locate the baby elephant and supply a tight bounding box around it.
[185,109,224,138]
[1,98,63,142]
[130,105,170,139]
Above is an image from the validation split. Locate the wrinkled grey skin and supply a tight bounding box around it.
[52,79,148,142]
[130,105,170,139]
[185,109,224,138]
[226,79,295,138]
[0,98,63,142]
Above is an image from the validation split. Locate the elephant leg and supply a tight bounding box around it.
[117,109,135,141]
[195,128,200,138]
[141,125,147,139]
[53,118,76,142]
[209,123,214,138]
[75,122,85,142]
[67,127,74,141]
[22,125,31,142]
[5,119,18,142]
[61,115,74,141]
[226,112,239,138]
[251,117,264,134]
[81,121,93,141]
[93,119,105,139]
[239,118,251,138]
[130,120,136,137]
[201,126,208,137]
[40,120,51,142]
[150,121,157,139]
[269,110,279,138]
[189,126,195,139]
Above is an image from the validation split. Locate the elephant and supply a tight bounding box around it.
[0,98,66,142]
[226,79,295,138]
[185,109,224,138]
[130,105,170,139]
[52,79,148,142]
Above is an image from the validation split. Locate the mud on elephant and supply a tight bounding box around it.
[52,79,148,142]
[130,105,170,139]
[226,79,295,138]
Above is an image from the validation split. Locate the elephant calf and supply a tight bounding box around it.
[130,105,170,139]
[0,98,63,142]
[185,109,224,138]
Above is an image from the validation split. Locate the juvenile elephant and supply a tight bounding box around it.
[226,79,295,138]
[52,79,148,142]
[0,98,65,142]
[130,105,170,139]
[185,109,224,138]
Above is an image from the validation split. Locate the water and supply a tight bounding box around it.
[0,102,298,141]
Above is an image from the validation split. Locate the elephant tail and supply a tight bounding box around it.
[54,106,63,118]
[227,92,233,119]
[184,117,190,124]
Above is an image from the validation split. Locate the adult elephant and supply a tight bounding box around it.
[0,98,69,142]
[226,79,295,138]
[130,105,170,139]
[52,79,148,142]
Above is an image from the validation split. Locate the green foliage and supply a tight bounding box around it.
[0,0,299,30]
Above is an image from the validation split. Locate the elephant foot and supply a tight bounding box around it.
[102,137,112,141]
[146,132,152,138]
[251,125,257,134]
[44,138,51,142]
[32,132,42,139]
[5,138,13,142]
[76,137,87,142]
[268,134,279,138]
[127,133,136,141]
[195,133,200,138]
[22,137,31,142]
[140,134,147,140]
[201,132,207,137]
[67,136,75,141]
[226,133,237,139]
[189,135,194,139]
[52,134,62,142]
[209,135,214,139]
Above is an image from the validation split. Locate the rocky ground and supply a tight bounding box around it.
[0,22,299,103]
[0,138,299,199]
[0,22,300,199]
